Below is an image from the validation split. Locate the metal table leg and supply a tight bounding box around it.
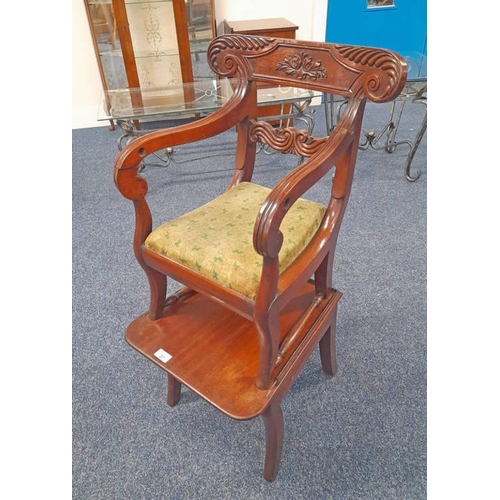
[323,85,427,181]
[403,96,427,182]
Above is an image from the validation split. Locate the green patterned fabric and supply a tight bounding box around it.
[144,182,326,299]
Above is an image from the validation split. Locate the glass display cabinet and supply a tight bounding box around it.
[84,0,216,129]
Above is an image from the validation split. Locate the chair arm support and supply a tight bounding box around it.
[253,106,359,259]
[113,80,255,201]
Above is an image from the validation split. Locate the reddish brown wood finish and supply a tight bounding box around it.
[172,0,195,85]
[262,400,284,482]
[221,18,298,39]
[125,281,341,419]
[113,35,407,481]
[167,374,181,407]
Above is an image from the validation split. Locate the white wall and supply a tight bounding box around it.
[72,0,110,129]
[72,0,328,129]
[213,0,327,41]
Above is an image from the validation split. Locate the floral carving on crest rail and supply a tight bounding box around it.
[276,52,328,81]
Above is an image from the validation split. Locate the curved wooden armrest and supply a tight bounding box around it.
[113,80,256,201]
[253,99,362,259]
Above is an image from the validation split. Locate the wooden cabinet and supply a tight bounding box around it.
[219,18,299,124]
[84,0,216,127]
[220,18,298,40]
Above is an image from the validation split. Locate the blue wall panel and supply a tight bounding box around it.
[325,1,427,56]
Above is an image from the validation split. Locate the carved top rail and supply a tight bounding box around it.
[208,35,407,103]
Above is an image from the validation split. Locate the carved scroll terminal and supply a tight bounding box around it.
[334,44,404,102]
[208,35,275,77]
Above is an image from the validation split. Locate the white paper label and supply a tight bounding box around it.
[154,348,172,363]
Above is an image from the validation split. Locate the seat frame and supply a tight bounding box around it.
[114,35,407,481]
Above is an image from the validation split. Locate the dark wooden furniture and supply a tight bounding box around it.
[113,35,407,481]
[220,17,298,39]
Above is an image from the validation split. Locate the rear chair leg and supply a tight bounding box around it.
[261,400,284,482]
[319,308,338,376]
[315,251,338,376]
[167,374,181,407]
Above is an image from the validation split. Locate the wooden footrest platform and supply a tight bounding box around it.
[125,281,341,420]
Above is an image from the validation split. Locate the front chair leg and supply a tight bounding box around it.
[261,400,284,482]
[167,374,181,407]
[145,268,167,321]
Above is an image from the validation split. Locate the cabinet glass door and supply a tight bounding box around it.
[85,0,216,128]
[185,0,215,80]
[126,0,183,88]
[86,1,128,89]
[85,0,216,91]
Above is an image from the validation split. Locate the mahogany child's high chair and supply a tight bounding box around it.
[113,34,407,481]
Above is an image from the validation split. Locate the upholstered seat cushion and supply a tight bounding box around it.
[144,182,326,299]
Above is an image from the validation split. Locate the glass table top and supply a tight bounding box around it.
[98,78,322,122]
[399,52,427,99]
[405,52,427,82]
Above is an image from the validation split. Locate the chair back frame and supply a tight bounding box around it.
[114,35,407,390]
